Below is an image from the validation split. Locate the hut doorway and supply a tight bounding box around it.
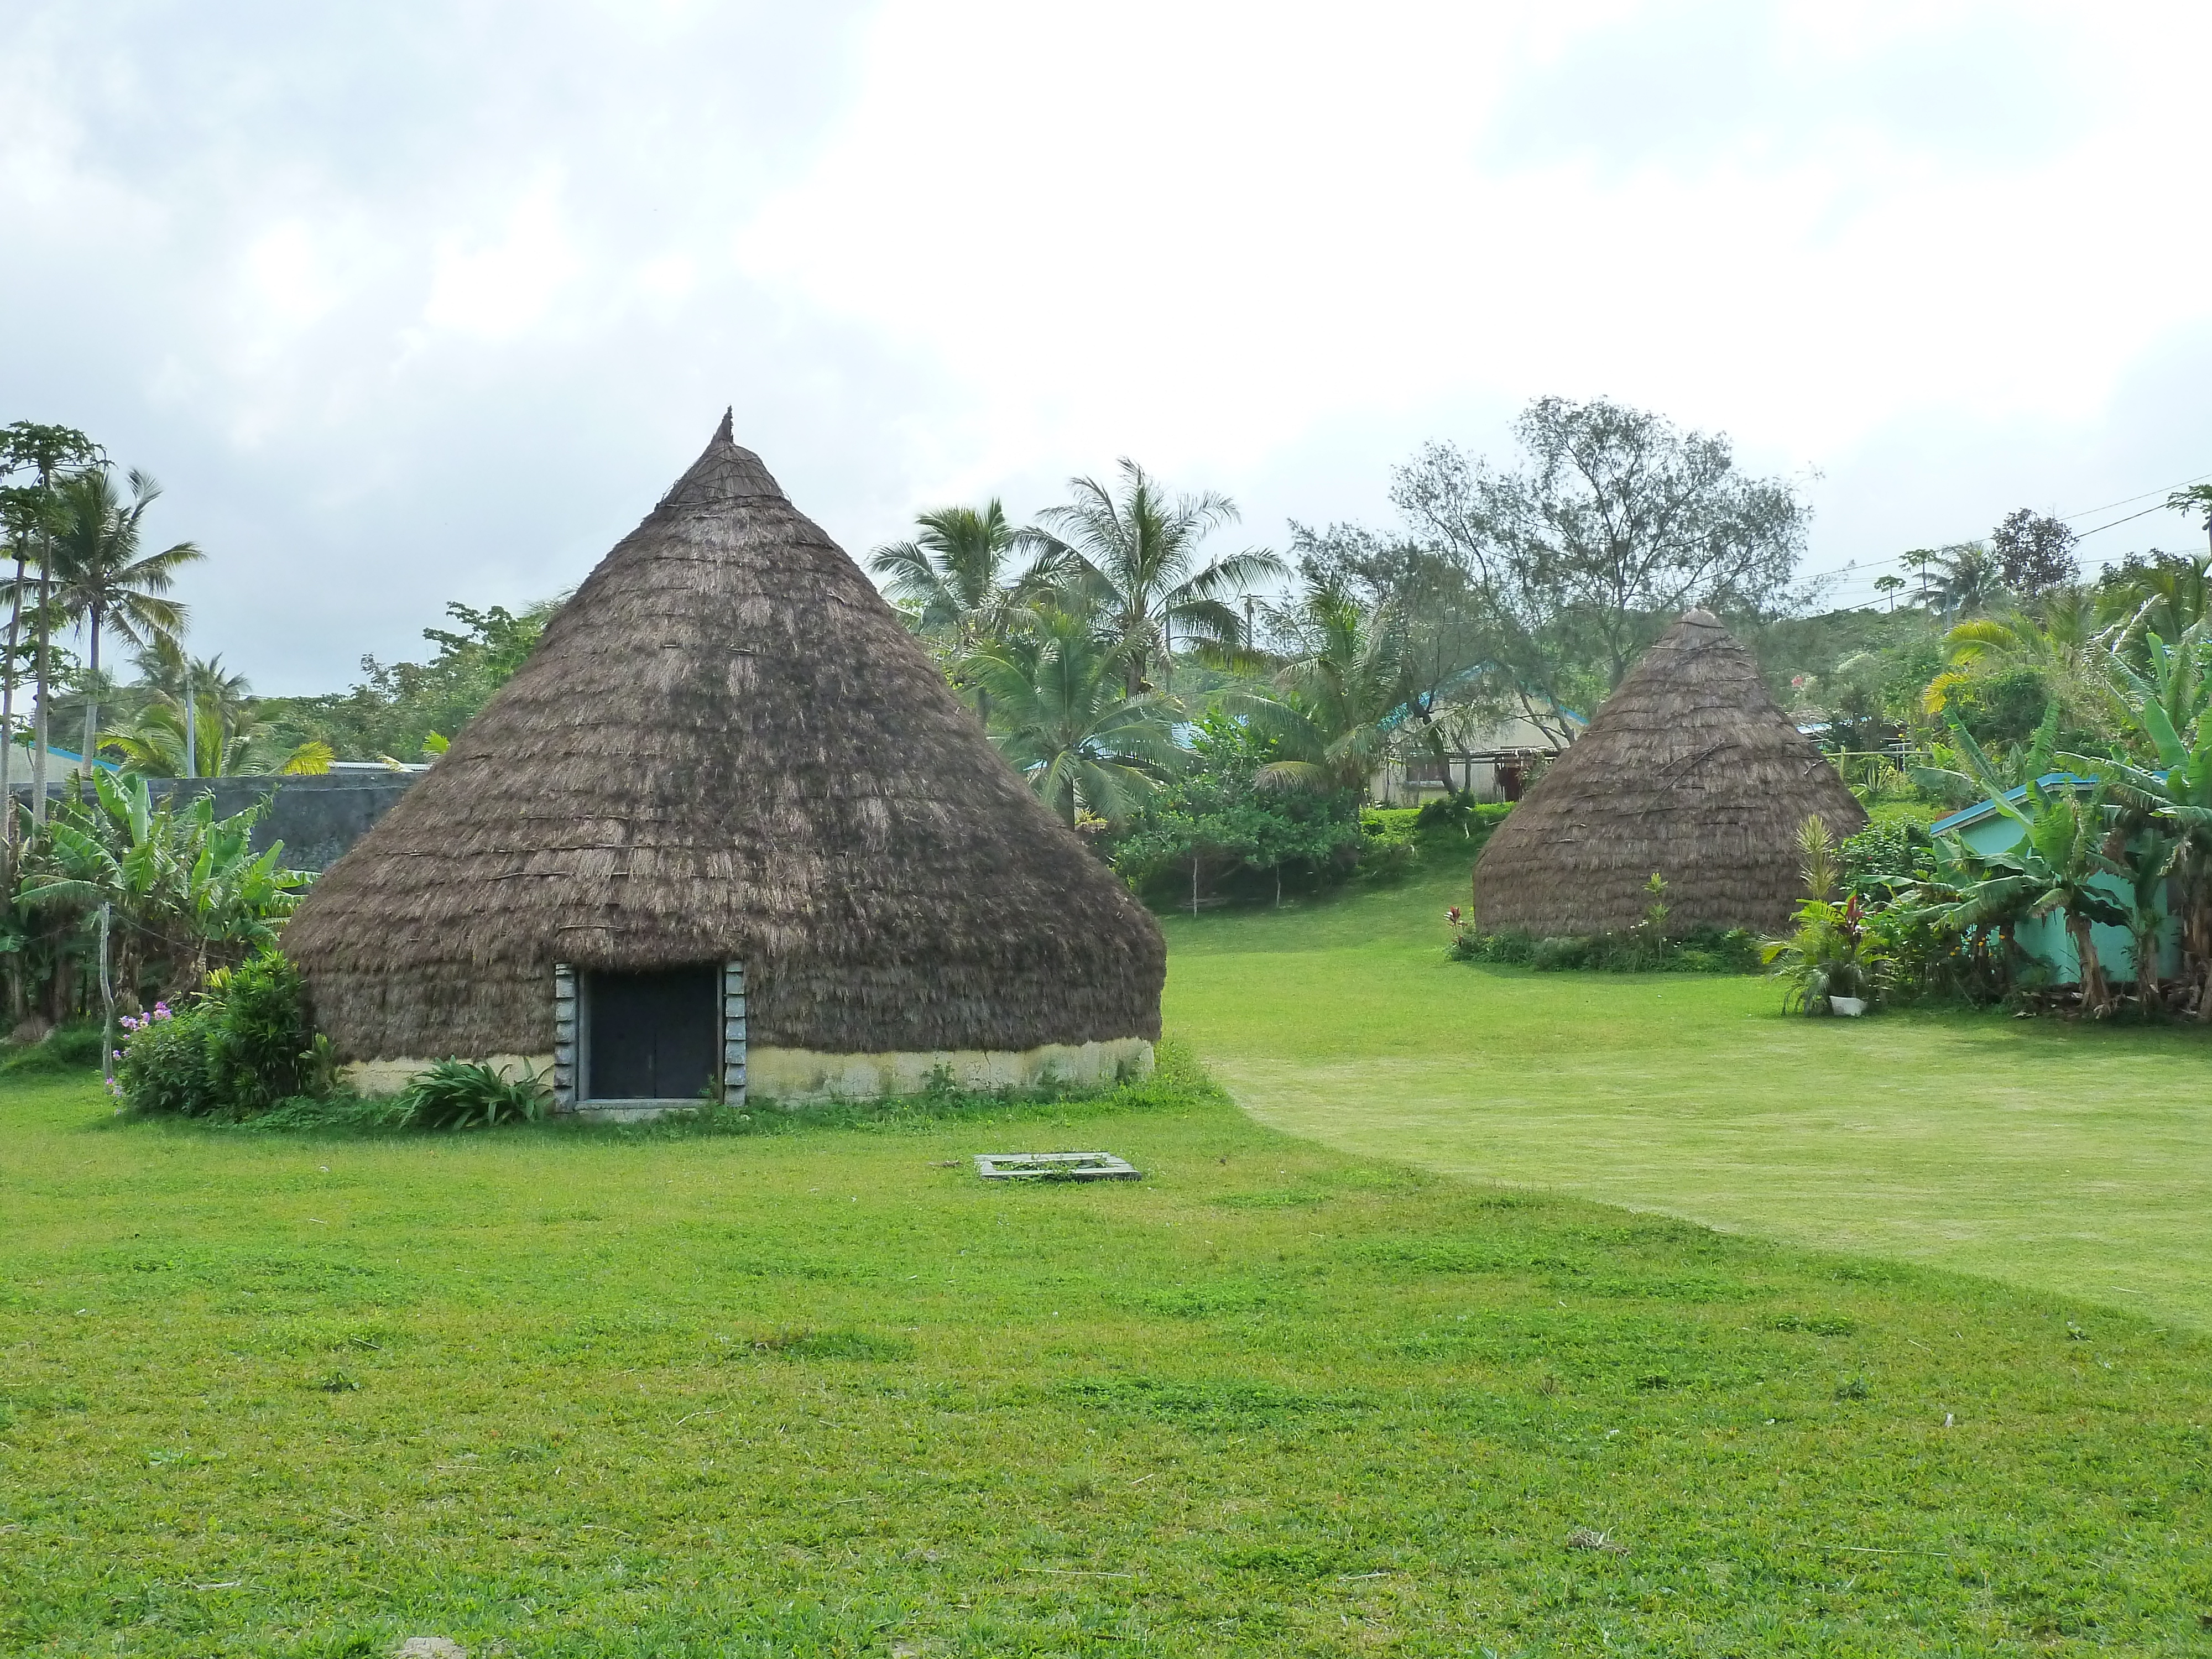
[585,965,720,1102]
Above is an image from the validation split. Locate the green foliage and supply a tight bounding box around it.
[113,999,218,1116]
[1448,922,1760,974]
[204,950,310,1113]
[0,1022,108,1078]
[260,598,560,761]
[114,950,311,1118]
[390,1060,551,1131]
[1109,711,1365,906]
[1762,820,1893,1011]
[14,770,312,1002]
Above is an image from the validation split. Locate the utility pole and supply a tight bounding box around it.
[182,660,196,779]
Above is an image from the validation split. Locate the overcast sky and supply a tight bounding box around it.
[5,1,2209,693]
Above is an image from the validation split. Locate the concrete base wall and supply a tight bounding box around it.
[747,1037,1153,1104]
[342,1053,553,1097]
[341,1037,1153,1114]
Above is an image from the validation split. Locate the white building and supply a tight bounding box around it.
[1367,711,1581,806]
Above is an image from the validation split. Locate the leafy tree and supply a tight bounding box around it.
[1926,589,2121,735]
[962,607,1183,826]
[37,467,203,790]
[2167,483,2212,554]
[1990,508,2078,596]
[1391,397,1811,696]
[1108,710,1364,910]
[262,598,561,761]
[1285,521,1510,764]
[1026,460,1283,696]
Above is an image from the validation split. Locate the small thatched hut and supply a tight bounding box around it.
[285,415,1165,1112]
[1470,608,1866,937]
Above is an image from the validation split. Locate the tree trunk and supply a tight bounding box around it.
[2068,914,2111,1016]
[77,608,99,804]
[29,512,51,827]
[0,546,24,859]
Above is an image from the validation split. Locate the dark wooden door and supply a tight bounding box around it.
[586,966,719,1100]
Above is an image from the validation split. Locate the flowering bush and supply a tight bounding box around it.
[113,950,312,1118]
[116,999,220,1117]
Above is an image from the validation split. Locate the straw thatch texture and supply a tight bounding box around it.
[1471,609,1866,937]
[285,415,1166,1062]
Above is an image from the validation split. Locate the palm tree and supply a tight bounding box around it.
[2099,552,2212,659]
[0,422,103,833]
[101,698,331,778]
[1229,582,1408,796]
[1917,542,2008,620]
[36,468,203,794]
[962,608,1183,826]
[868,501,1056,650]
[1925,589,2124,732]
[869,500,1063,726]
[1027,460,1284,696]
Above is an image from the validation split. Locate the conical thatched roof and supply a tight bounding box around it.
[285,415,1165,1063]
[1472,609,1866,937]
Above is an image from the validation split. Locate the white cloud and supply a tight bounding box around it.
[422,182,581,338]
[1,0,2208,696]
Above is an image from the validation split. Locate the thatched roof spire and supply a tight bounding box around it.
[285,418,1165,1063]
[1471,608,1865,937]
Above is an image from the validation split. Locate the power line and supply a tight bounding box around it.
[2055,468,2212,523]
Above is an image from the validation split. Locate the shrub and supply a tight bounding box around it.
[114,949,314,1118]
[1445,914,1759,974]
[0,1023,109,1078]
[206,951,310,1113]
[114,1001,221,1116]
[1356,810,1421,883]
[1531,935,1590,971]
[392,1060,551,1131]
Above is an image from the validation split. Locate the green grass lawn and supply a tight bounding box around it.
[1164,832,2212,1335]
[6,1051,2211,1656]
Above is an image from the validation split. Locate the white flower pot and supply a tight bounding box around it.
[1829,995,1867,1017]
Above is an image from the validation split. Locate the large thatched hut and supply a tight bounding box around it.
[285,415,1165,1113]
[1470,608,1866,937]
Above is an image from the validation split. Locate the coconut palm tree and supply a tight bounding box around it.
[868,500,1058,651]
[36,468,202,794]
[101,697,331,778]
[1027,460,1284,696]
[0,422,103,832]
[1228,582,1408,796]
[1917,542,2008,620]
[962,607,1182,826]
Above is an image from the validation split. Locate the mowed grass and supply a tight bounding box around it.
[1163,832,2212,1334]
[4,1053,2210,1655]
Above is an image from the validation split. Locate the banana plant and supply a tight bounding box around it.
[14,771,310,998]
[2061,624,2212,1015]
[1936,716,2128,1013]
